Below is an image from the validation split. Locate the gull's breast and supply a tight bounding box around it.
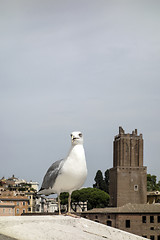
[52,146,87,194]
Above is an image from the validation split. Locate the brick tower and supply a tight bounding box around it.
[109,127,147,207]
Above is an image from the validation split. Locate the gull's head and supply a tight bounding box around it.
[70,131,83,145]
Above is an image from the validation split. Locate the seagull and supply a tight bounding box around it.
[38,131,87,214]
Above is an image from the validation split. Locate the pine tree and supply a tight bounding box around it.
[93,170,107,192]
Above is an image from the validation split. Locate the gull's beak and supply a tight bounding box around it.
[71,135,78,142]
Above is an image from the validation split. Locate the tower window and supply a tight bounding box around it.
[134,185,138,191]
[150,236,154,240]
[150,216,154,223]
[126,220,130,228]
[142,216,146,223]
[157,216,160,223]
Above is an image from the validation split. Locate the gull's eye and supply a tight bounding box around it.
[79,133,82,137]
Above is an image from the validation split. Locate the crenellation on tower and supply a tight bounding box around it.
[113,127,143,168]
[119,126,125,135]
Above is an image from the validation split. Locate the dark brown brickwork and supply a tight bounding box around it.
[81,204,160,239]
[109,127,147,207]
[82,213,160,238]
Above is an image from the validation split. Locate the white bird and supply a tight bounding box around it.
[38,131,87,214]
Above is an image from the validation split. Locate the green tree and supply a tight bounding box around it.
[60,192,69,205]
[72,187,110,210]
[93,170,107,192]
[147,174,160,191]
[60,187,110,210]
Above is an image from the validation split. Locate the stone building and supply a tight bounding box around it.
[35,196,58,213]
[81,203,160,239]
[0,191,29,216]
[0,201,15,216]
[35,196,87,213]
[109,126,147,207]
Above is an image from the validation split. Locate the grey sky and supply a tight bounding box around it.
[0,0,160,187]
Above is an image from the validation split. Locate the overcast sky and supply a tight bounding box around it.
[0,0,160,188]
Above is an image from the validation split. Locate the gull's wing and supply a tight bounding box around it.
[40,159,64,191]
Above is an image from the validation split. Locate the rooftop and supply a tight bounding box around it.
[83,203,160,214]
[0,196,29,201]
[0,202,15,208]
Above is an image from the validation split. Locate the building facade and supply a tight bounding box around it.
[81,204,160,239]
[0,192,29,216]
[0,201,15,216]
[0,175,38,214]
[109,127,147,207]
[35,197,58,213]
